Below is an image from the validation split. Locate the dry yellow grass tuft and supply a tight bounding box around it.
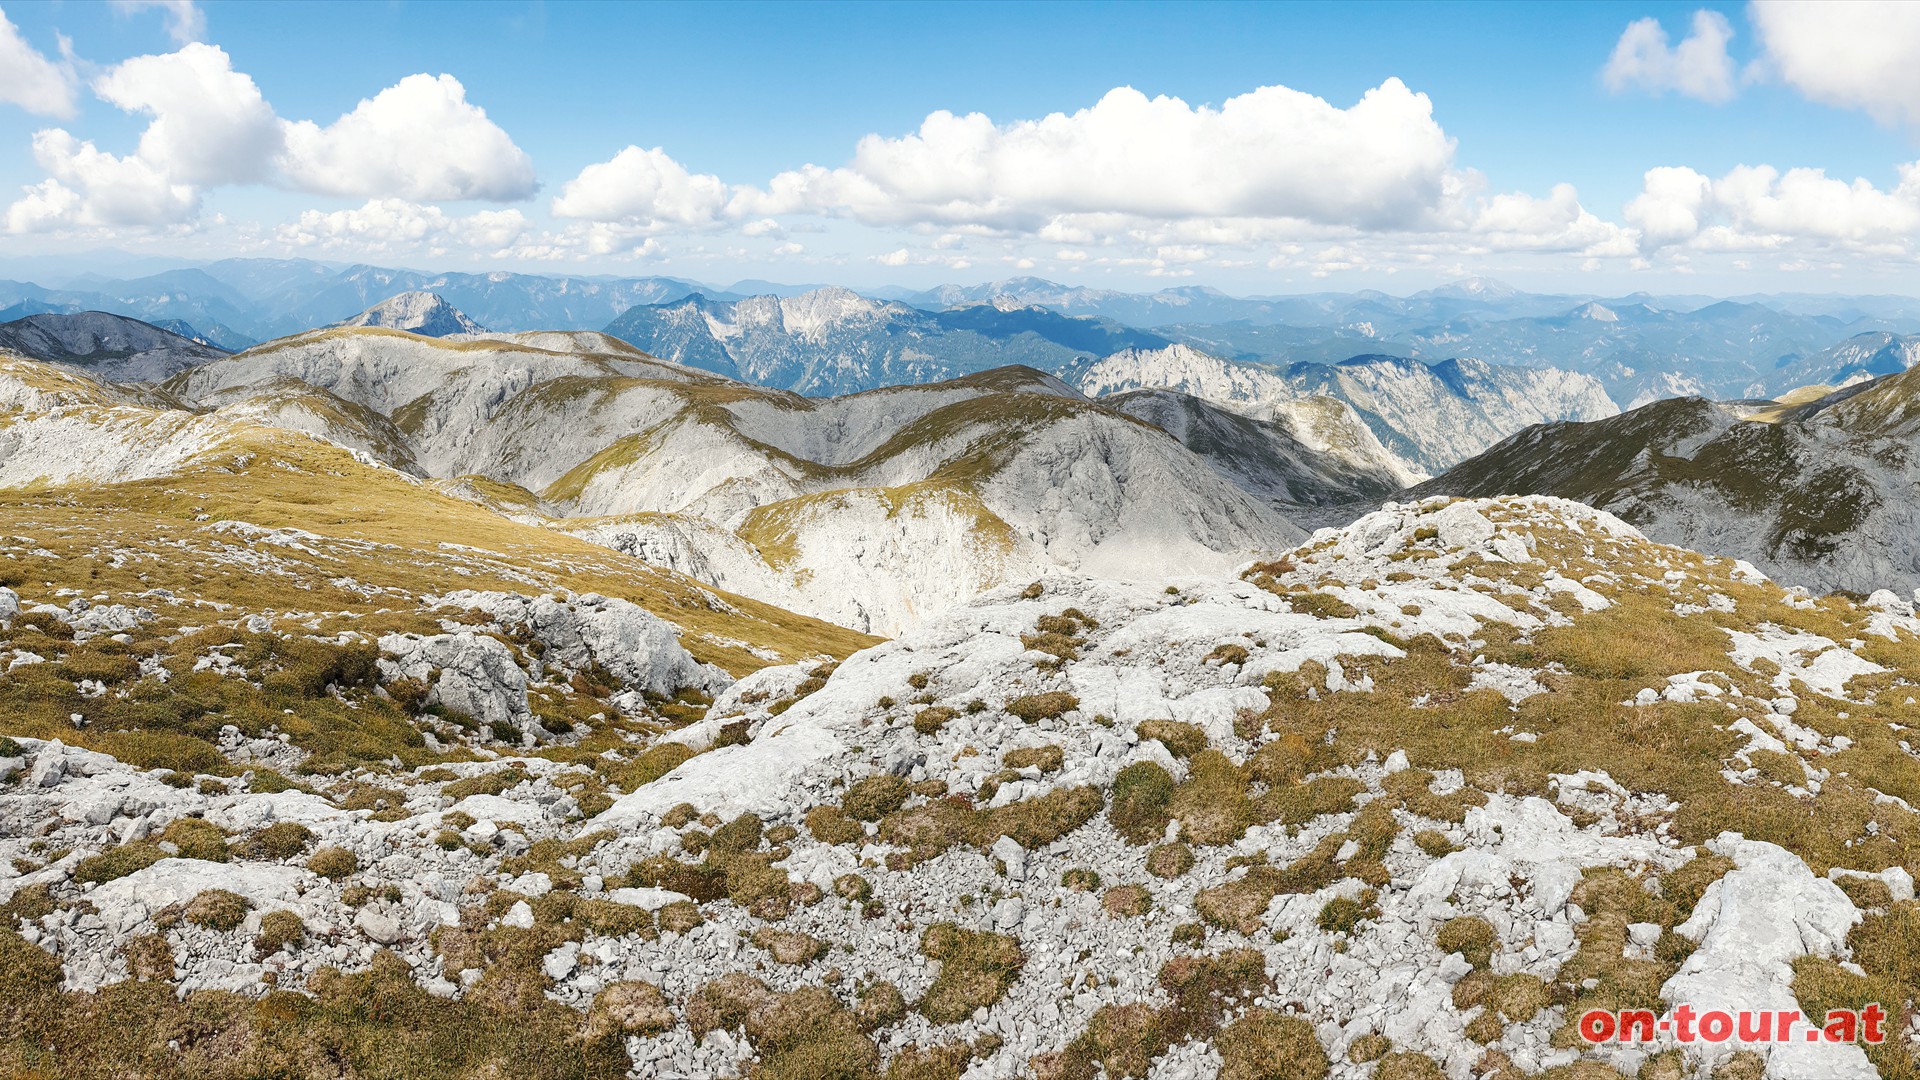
[918,923,1025,1023]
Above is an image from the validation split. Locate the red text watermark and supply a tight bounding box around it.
[1578,1005,1888,1045]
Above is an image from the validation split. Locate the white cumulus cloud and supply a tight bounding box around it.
[1714,162,1920,241]
[1471,183,1637,254]
[1750,0,1920,126]
[280,74,535,201]
[731,80,1458,231]
[547,76,1644,272]
[92,42,282,185]
[549,145,729,227]
[1626,160,1920,253]
[1625,166,1715,249]
[6,44,537,234]
[0,7,78,117]
[1603,10,1738,103]
[5,129,196,232]
[550,76,1645,268]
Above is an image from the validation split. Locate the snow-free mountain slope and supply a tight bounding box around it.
[0,262,723,344]
[895,274,1582,331]
[160,335,1311,634]
[165,326,725,475]
[1807,361,1920,437]
[539,375,1309,632]
[0,358,873,676]
[0,311,229,382]
[0,354,237,488]
[1410,369,1920,594]
[544,365,1309,632]
[0,299,81,321]
[1383,297,1853,404]
[332,291,486,337]
[897,277,1277,326]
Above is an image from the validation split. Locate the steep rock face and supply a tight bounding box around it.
[1106,388,1417,505]
[611,288,965,390]
[1411,369,1920,594]
[331,292,485,337]
[0,311,228,382]
[1077,343,1617,475]
[1620,369,1711,411]
[967,403,1301,580]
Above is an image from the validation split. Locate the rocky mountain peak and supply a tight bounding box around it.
[334,292,486,338]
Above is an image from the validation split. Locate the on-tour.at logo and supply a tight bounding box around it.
[1578,1004,1889,1045]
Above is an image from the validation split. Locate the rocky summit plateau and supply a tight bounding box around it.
[0,296,1917,1080]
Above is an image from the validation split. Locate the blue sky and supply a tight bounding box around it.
[1,0,1918,294]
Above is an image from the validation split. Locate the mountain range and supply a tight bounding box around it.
[5,296,1919,603]
[591,295,1628,475]
[601,288,1168,395]
[5,259,1920,412]
[0,261,713,348]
